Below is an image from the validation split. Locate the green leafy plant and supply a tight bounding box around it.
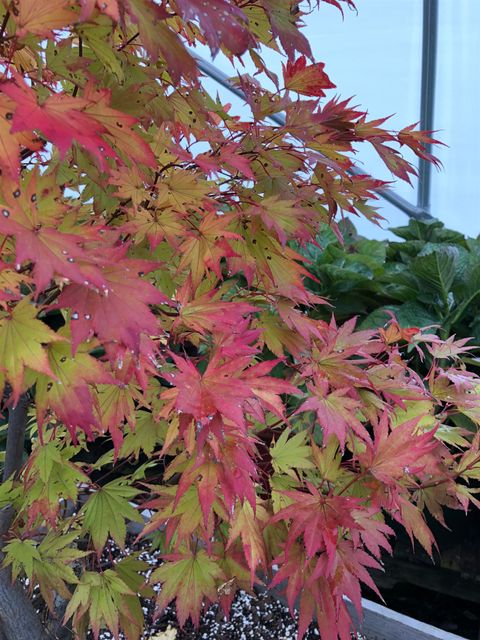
[305,218,480,346]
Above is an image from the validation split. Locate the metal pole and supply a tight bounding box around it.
[417,0,439,212]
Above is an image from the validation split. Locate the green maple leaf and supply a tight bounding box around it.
[270,429,314,476]
[64,569,137,640]
[35,531,87,609]
[3,538,40,581]
[80,479,143,551]
[151,548,224,626]
[24,441,88,525]
[121,410,168,458]
[0,298,64,401]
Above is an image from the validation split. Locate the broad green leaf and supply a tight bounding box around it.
[411,246,459,304]
[391,218,445,242]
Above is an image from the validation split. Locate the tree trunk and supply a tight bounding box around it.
[0,394,52,640]
[0,571,50,640]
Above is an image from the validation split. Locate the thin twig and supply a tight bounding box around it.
[71,37,82,98]
[118,31,139,52]
[0,9,10,43]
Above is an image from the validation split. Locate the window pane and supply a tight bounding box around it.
[430,0,480,236]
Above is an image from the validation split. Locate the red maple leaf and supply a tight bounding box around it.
[398,123,443,168]
[296,378,370,447]
[0,77,118,170]
[359,412,440,484]
[175,0,253,56]
[0,172,105,291]
[56,246,168,353]
[162,352,295,429]
[283,56,336,97]
[272,484,359,565]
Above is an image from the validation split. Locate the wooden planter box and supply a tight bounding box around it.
[346,598,468,640]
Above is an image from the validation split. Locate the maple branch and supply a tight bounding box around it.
[0,393,29,540]
[2,393,29,484]
[0,10,10,44]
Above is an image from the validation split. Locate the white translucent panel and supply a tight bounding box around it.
[301,0,423,202]
[344,198,411,241]
[430,1,480,237]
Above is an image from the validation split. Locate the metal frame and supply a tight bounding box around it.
[418,0,439,212]
[195,0,439,222]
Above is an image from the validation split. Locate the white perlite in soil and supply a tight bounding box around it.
[90,539,367,640]
[95,589,367,640]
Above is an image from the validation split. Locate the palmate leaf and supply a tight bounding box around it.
[296,379,370,448]
[0,170,105,291]
[1,75,155,172]
[270,429,314,476]
[64,569,137,640]
[11,0,77,37]
[151,548,224,627]
[27,329,111,436]
[0,298,64,401]
[56,247,169,353]
[359,412,440,485]
[4,531,86,608]
[80,479,144,551]
[23,441,88,526]
[227,500,268,584]
[283,56,336,97]
[3,538,40,581]
[0,77,117,170]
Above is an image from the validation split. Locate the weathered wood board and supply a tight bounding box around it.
[346,597,468,640]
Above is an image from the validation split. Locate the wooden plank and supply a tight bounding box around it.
[346,597,468,640]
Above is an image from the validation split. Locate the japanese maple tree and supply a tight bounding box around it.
[0,1,479,640]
